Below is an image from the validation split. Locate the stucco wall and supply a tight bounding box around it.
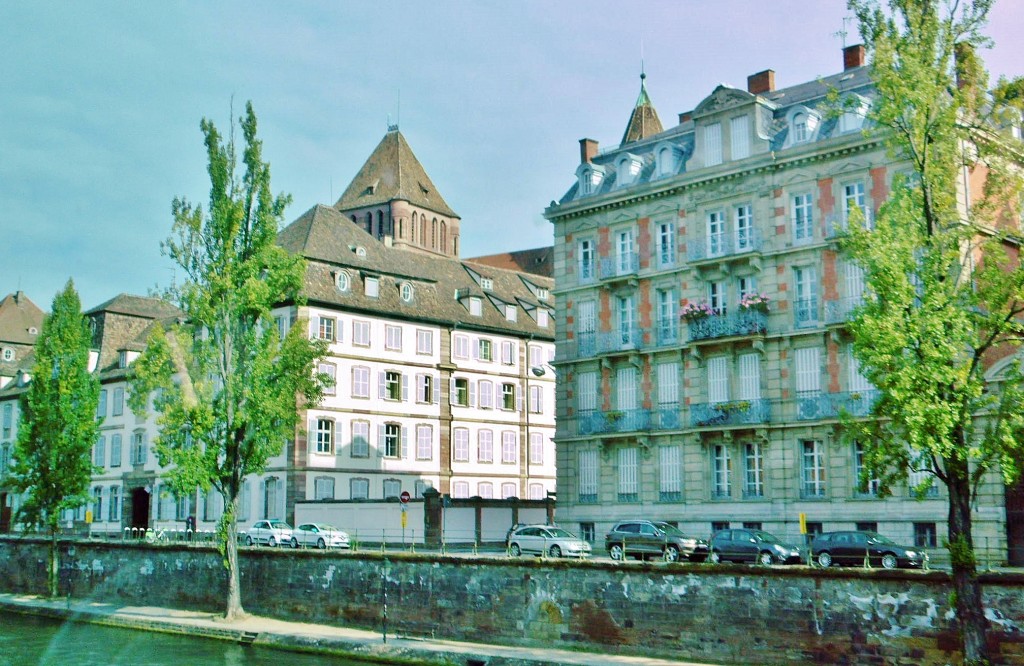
[1,537,1022,665]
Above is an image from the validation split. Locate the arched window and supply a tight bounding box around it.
[365,212,373,234]
[398,219,403,238]
[351,215,357,224]
[420,217,427,246]
[440,221,447,252]
[432,219,438,249]
[453,235,459,255]
[377,211,385,239]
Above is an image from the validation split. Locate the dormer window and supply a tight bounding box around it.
[654,142,682,178]
[480,278,493,291]
[576,164,606,197]
[838,97,870,133]
[537,309,550,327]
[787,107,820,145]
[118,351,139,368]
[469,297,482,316]
[703,122,723,167]
[356,246,367,257]
[28,327,38,335]
[335,271,350,292]
[730,115,750,159]
[2,348,13,362]
[615,153,643,187]
[536,288,549,301]
[365,276,379,298]
[400,282,414,303]
[505,304,517,322]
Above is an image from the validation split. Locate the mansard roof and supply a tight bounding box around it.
[465,246,554,278]
[0,291,43,346]
[334,128,458,219]
[279,205,554,338]
[621,73,663,146]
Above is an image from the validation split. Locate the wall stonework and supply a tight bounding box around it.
[2,538,1023,665]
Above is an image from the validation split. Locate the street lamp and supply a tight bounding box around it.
[380,557,392,643]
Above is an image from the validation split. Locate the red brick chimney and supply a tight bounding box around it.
[579,138,599,164]
[747,70,775,95]
[844,44,866,70]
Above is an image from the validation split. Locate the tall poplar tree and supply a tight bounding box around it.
[845,1,1024,662]
[9,280,100,598]
[130,102,328,620]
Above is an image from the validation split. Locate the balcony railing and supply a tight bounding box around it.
[577,408,652,435]
[688,229,763,262]
[793,298,819,329]
[597,326,644,354]
[599,254,639,280]
[824,296,864,325]
[690,399,772,427]
[657,406,681,429]
[796,390,879,420]
[800,485,827,500]
[825,210,873,239]
[687,310,767,342]
[655,322,680,347]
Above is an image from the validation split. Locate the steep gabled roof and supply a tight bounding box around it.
[334,128,458,219]
[621,73,664,146]
[85,293,181,320]
[466,247,554,278]
[0,291,44,345]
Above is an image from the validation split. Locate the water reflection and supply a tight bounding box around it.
[0,612,367,665]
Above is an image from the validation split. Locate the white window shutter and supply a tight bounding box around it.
[472,340,479,360]
[450,377,457,405]
[377,424,386,456]
[469,381,477,408]
[516,387,523,413]
[401,374,409,401]
[308,418,316,448]
[433,377,441,404]
[309,316,318,338]
[401,426,409,458]
[378,372,386,399]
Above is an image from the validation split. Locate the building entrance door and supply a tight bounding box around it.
[130,487,150,530]
[0,492,10,533]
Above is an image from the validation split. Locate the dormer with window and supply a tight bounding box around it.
[399,282,414,303]
[335,270,351,292]
[837,95,870,134]
[653,141,683,178]
[364,276,380,298]
[118,350,140,369]
[786,106,821,146]
[520,276,551,302]
[575,163,606,198]
[469,297,482,317]
[480,278,493,291]
[615,153,643,188]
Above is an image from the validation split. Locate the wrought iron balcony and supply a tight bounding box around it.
[599,254,639,280]
[654,321,680,347]
[690,399,772,427]
[577,408,652,436]
[795,390,879,421]
[793,298,819,329]
[687,310,767,341]
[597,326,644,354]
[687,229,763,262]
[657,406,681,429]
[824,297,864,325]
[561,331,597,360]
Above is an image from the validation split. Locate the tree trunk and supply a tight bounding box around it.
[48,527,58,599]
[948,459,990,665]
[222,494,244,621]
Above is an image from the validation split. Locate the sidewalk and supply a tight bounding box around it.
[0,592,720,666]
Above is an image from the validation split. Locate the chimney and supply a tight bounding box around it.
[678,111,693,124]
[747,70,775,95]
[844,44,866,70]
[954,42,978,90]
[579,138,599,164]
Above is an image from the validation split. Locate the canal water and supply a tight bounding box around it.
[0,611,376,665]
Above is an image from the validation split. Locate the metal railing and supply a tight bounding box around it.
[687,229,763,262]
[690,399,772,427]
[577,408,652,435]
[596,327,644,354]
[796,390,879,420]
[793,298,820,329]
[824,296,864,324]
[687,310,767,341]
[599,254,639,280]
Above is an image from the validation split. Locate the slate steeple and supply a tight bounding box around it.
[620,71,664,147]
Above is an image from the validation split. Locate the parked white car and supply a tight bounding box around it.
[507,525,592,558]
[244,520,293,547]
[291,523,351,549]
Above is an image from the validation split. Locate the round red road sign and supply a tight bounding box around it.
[400,490,411,504]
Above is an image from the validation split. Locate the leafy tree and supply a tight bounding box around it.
[130,102,328,620]
[9,280,100,598]
[845,1,1024,662]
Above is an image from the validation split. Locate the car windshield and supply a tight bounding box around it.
[546,528,576,538]
[866,532,896,545]
[268,520,290,529]
[653,523,684,536]
[752,530,781,544]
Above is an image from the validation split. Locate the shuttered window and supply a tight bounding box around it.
[738,353,761,401]
[618,447,639,501]
[656,362,679,405]
[707,357,728,404]
[795,347,820,395]
[659,445,682,499]
[616,366,638,410]
[578,371,597,413]
[578,449,599,502]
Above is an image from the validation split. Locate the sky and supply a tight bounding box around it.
[2,1,1022,311]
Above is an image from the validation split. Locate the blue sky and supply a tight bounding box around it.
[2,1,1021,310]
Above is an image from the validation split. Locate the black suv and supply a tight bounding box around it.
[604,520,709,562]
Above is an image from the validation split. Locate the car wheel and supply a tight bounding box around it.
[291,537,299,549]
[881,553,898,570]
[817,551,833,568]
[549,545,562,558]
[509,543,522,557]
[317,538,326,549]
[608,544,624,561]
[664,546,680,562]
[245,535,253,547]
[709,551,721,564]
[268,537,276,548]
[759,551,775,566]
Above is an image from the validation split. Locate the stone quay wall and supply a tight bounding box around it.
[1,537,1022,665]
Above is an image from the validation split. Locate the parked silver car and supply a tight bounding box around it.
[244,519,293,547]
[507,525,592,558]
[291,523,351,549]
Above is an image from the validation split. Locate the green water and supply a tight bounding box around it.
[0,611,374,665]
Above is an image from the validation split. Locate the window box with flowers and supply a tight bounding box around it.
[738,293,770,313]
[681,301,716,322]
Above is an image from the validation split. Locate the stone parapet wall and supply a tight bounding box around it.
[1,537,1022,665]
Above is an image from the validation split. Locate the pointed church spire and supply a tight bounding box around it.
[620,68,663,147]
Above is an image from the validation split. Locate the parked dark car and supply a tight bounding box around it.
[810,530,928,569]
[708,528,802,565]
[604,520,709,562]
